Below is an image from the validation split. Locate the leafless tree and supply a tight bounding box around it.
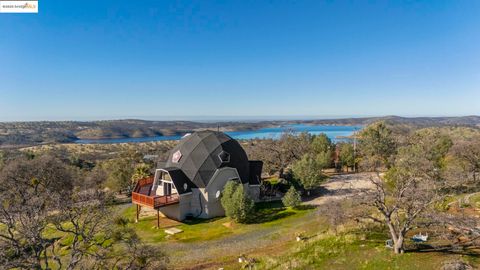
[106,217,169,270]
[362,140,451,254]
[0,156,73,269]
[247,131,312,177]
[49,189,114,270]
[317,200,347,235]
[0,155,168,269]
[450,138,480,184]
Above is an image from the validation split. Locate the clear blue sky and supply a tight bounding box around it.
[1,1,479,121]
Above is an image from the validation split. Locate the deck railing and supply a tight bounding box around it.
[153,194,180,208]
[132,176,180,208]
[132,192,179,208]
[133,176,155,193]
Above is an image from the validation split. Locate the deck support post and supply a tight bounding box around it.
[135,204,140,223]
[157,209,160,229]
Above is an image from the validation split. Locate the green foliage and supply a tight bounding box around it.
[311,133,333,168]
[246,131,336,178]
[394,130,453,182]
[220,181,255,223]
[292,154,327,192]
[339,143,355,169]
[369,129,455,254]
[0,150,4,170]
[24,150,35,160]
[282,186,302,208]
[411,129,453,170]
[382,167,398,190]
[311,133,332,154]
[112,214,169,269]
[131,163,152,183]
[68,155,94,170]
[101,157,137,193]
[315,150,332,169]
[245,131,314,177]
[359,122,397,170]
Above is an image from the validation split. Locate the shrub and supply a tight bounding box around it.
[282,186,302,208]
[292,154,327,194]
[220,181,255,223]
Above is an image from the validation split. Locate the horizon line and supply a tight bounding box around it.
[1,114,479,123]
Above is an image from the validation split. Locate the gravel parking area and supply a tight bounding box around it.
[303,172,378,206]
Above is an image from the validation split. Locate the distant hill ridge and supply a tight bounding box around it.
[299,115,480,126]
[0,116,479,147]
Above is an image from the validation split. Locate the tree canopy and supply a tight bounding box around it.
[292,154,327,193]
[282,186,302,208]
[359,122,397,171]
[220,181,255,223]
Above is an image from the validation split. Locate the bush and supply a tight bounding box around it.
[282,186,302,208]
[292,154,327,194]
[220,181,255,223]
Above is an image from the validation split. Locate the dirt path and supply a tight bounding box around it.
[303,172,377,206]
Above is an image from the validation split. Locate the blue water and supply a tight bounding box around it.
[74,124,362,144]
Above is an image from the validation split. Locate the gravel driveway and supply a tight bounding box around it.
[303,172,377,206]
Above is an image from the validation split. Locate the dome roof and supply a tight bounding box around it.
[164,131,250,188]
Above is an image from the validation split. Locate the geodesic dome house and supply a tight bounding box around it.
[132,131,263,221]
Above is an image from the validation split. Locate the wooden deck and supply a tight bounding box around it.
[132,176,179,209]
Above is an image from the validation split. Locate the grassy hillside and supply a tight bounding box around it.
[119,200,479,270]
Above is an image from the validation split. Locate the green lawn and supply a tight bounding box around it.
[121,201,313,244]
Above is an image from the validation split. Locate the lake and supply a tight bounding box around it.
[74,124,362,144]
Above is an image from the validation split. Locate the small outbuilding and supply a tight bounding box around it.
[132,131,262,222]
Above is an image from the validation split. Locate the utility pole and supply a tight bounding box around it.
[353,127,357,173]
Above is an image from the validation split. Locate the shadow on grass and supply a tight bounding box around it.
[295,205,316,210]
[406,244,480,256]
[246,201,313,224]
[179,201,314,226]
[255,200,284,210]
[248,209,295,224]
[350,226,480,257]
[182,217,224,226]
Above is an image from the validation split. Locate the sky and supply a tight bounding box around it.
[1,1,479,121]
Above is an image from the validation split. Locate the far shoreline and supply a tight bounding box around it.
[74,124,362,144]
[1,116,479,148]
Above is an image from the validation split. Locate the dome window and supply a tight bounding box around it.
[218,151,230,164]
[172,150,182,163]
